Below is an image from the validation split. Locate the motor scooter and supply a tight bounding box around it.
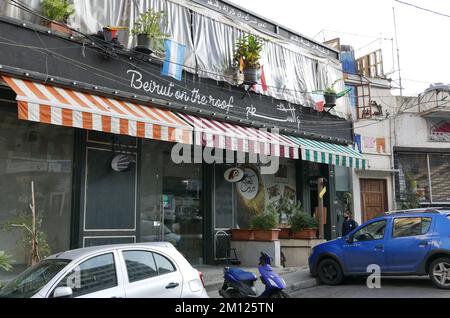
[218,252,289,298]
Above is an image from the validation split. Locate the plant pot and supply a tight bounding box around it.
[243,68,259,85]
[253,229,280,241]
[47,21,72,35]
[135,34,153,53]
[291,228,317,239]
[231,229,254,241]
[279,228,291,239]
[324,93,337,106]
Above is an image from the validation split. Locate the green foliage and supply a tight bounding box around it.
[290,212,318,232]
[266,196,303,225]
[250,212,278,230]
[130,9,169,53]
[400,173,421,209]
[41,0,75,23]
[323,78,342,95]
[3,211,51,266]
[0,251,14,272]
[233,34,263,70]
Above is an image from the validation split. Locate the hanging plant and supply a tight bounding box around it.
[130,9,169,54]
[233,34,263,84]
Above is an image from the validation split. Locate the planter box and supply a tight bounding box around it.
[231,229,254,241]
[253,229,280,241]
[291,228,317,239]
[48,22,72,35]
[279,228,291,239]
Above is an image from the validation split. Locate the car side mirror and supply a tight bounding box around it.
[53,286,73,298]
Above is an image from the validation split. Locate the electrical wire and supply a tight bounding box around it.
[394,0,450,19]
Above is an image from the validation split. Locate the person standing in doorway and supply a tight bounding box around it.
[342,211,358,236]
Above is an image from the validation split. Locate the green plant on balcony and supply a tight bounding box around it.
[41,0,75,24]
[0,251,13,272]
[130,9,168,54]
[233,34,263,84]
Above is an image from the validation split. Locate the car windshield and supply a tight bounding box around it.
[0,259,71,298]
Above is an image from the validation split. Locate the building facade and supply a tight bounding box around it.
[0,0,365,267]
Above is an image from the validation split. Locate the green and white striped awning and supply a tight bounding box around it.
[287,136,367,169]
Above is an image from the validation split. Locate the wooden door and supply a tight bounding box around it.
[360,179,388,222]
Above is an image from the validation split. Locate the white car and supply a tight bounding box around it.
[0,242,208,298]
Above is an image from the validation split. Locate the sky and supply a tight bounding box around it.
[228,0,450,96]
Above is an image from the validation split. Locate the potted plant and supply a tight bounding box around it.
[267,196,297,239]
[231,228,254,241]
[0,251,13,272]
[130,9,168,54]
[323,79,342,106]
[41,0,75,35]
[290,211,318,239]
[234,34,263,84]
[250,212,280,241]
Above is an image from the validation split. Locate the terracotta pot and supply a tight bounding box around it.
[231,229,254,241]
[279,228,291,239]
[253,229,280,241]
[49,22,72,35]
[291,228,317,239]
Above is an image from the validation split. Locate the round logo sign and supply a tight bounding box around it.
[237,168,259,200]
[224,167,245,183]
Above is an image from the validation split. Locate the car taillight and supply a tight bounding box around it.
[198,271,205,288]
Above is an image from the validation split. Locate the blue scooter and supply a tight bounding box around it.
[218,252,290,298]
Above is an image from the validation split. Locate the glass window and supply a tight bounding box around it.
[353,220,386,242]
[395,153,430,203]
[55,253,117,297]
[0,259,70,298]
[0,107,73,267]
[393,217,432,238]
[214,164,234,229]
[122,250,158,283]
[154,253,176,275]
[429,154,450,203]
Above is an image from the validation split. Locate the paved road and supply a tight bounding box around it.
[290,276,450,298]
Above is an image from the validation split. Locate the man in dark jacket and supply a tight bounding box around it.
[342,212,358,236]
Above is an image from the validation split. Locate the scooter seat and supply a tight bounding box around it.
[227,268,257,282]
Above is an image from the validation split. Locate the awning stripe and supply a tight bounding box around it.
[178,114,300,159]
[2,76,193,145]
[288,135,367,169]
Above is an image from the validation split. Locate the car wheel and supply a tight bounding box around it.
[317,258,344,285]
[429,257,450,289]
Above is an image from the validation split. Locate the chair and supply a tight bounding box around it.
[214,230,240,265]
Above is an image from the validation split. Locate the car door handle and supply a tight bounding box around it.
[418,240,429,247]
[165,282,179,289]
[375,244,384,250]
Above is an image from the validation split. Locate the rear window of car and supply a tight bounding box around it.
[393,217,432,238]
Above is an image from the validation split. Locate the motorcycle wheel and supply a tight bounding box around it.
[269,290,290,298]
[220,288,242,298]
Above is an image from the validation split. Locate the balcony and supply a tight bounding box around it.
[419,85,450,119]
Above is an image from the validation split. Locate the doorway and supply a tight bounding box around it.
[360,179,388,222]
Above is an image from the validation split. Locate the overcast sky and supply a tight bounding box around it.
[228,0,450,96]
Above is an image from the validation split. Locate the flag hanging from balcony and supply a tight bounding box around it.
[161,40,186,81]
[311,93,325,112]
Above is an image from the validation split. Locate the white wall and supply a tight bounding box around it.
[395,113,450,149]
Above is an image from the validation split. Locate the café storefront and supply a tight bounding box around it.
[0,17,365,267]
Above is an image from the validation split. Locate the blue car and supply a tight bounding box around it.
[309,208,450,289]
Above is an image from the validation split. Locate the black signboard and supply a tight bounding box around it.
[0,18,351,142]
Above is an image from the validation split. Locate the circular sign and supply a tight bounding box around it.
[224,167,245,183]
[237,168,259,200]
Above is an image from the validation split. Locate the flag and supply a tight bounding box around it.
[311,93,325,112]
[161,40,186,81]
[354,134,362,153]
[260,65,268,92]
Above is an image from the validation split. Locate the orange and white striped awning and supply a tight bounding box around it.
[2,76,193,145]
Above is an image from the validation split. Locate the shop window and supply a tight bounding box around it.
[429,154,450,203]
[0,107,73,267]
[395,154,430,203]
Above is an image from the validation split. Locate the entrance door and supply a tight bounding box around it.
[80,132,139,247]
[360,179,388,222]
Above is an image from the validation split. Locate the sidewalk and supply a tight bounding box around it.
[195,265,319,298]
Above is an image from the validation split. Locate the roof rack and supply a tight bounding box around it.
[385,208,446,215]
